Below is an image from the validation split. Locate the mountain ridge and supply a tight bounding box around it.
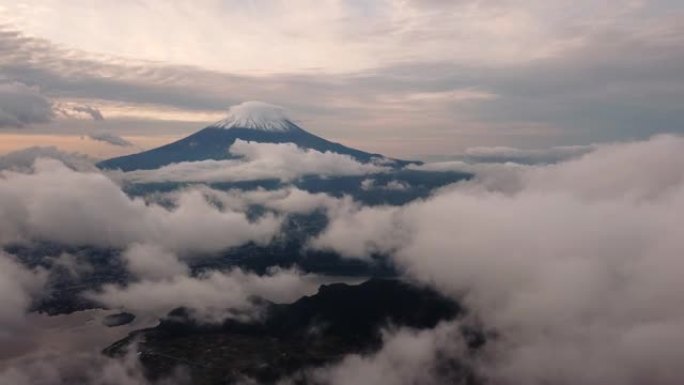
[97,101,410,171]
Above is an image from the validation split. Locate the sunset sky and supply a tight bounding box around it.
[1,0,683,158]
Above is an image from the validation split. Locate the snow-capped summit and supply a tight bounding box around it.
[98,101,411,171]
[213,101,296,132]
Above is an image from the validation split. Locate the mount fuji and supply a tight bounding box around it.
[98,101,406,171]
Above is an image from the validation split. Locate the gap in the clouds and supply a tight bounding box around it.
[123,170,471,206]
[103,279,480,384]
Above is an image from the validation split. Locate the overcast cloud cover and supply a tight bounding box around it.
[1,1,684,155]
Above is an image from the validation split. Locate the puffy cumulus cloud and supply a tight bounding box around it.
[0,252,47,336]
[183,186,356,215]
[309,204,407,259]
[246,188,354,214]
[522,135,684,201]
[409,142,604,194]
[0,159,280,253]
[89,268,323,322]
[120,140,389,183]
[121,243,189,281]
[0,146,97,172]
[410,160,528,194]
[313,135,684,384]
[88,131,133,147]
[0,81,53,128]
[291,322,473,385]
[414,135,684,199]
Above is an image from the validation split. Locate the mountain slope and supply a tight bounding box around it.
[97,102,397,171]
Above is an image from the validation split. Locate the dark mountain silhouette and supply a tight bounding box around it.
[98,101,408,171]
[105,279,484,384]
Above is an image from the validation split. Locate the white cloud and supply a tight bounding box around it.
[89,268,324,322]
[310,204,406,259]
[121,243,189,281]
[522,135,684,201]
[214,101,292,131]
[184,185,355,216]
[313,134,684,384]
[119,140,388,183]
[0,159,281,253]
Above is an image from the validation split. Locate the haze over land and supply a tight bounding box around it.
[1,1,684,385]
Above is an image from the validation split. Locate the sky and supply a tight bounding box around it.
[1,0,683,158]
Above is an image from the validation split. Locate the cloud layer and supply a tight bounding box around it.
[90,267,323,321]
[120,140,388,183]
[2,126,684,383]
[314,134,684,384]
[2,1,684,155]
[0,158,280,253]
